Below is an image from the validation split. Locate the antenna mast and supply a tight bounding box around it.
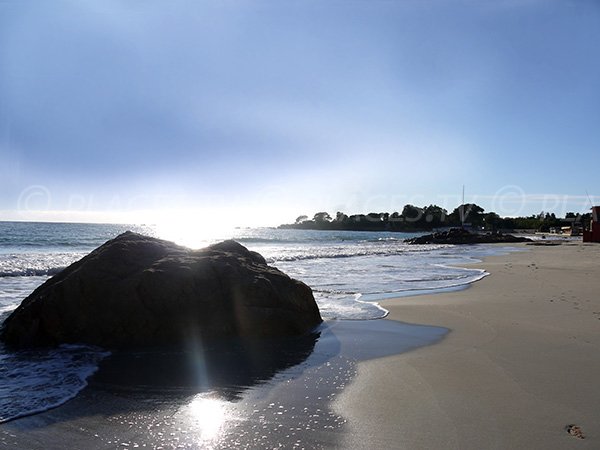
[460,185,465,228]
[586,189,594,208]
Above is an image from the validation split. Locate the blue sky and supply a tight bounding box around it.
[1,0,599,226]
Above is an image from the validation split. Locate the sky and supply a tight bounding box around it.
[1,0,599,227]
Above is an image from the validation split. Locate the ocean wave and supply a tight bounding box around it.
[312,288,362,296]
[0,222,155,252]
[401,273,475,282]
[315,292,388,320]
[0,344,110,424]
[0,239,95,249]
[264,243,447,263]
[0,267,64,278]
[0,252,84,278]
[364,271,488,296]
[366,237,403,242]
[0,276,47,315]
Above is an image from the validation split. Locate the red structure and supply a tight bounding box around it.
[583,206,600,243]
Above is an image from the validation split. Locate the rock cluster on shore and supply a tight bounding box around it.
[0,232,322,349]
[404,228,532,245]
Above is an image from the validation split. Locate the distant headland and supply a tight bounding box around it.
[279,203,590,233]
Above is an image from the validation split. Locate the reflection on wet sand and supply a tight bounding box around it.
[185,395,228,441]
[2,319,447,449]
[90,331,321,399]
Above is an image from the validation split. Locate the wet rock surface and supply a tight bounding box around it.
[405,228,532,245]
[1,232,322,349]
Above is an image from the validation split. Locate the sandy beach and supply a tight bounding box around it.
[336,241,600,449]
[3,241,599,449]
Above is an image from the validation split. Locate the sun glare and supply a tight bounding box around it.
[186,395,228,441]
[151,205,289,249]
[149,205,296,249]
[154,217,236,249]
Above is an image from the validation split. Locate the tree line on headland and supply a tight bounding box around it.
[279,203,591,233]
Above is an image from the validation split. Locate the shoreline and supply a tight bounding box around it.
[334,241,600,449]
[361,242,525,317]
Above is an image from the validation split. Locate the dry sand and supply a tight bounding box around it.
[335,241,600,449]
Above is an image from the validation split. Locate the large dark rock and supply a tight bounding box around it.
[0,232,322,349]
[404,228,532,245]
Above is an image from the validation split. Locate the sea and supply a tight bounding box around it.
[0,221,522,423]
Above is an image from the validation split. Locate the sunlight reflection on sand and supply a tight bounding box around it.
[184,395,230,441]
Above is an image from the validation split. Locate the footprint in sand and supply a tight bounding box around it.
[566,424,585,439]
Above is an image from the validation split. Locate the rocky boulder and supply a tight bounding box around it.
[405,228,532,245]
[0,232,322,349]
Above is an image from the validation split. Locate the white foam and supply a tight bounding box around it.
[0,252,85,277]
[0,344,110,423]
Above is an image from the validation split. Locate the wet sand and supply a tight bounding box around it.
[335,242,600,449]
[0,320,446,449]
